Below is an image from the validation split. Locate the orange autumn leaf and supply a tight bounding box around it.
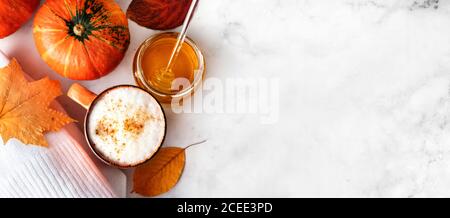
[0,59,74,147]
[133,147,186,197]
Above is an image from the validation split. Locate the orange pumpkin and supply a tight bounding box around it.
[0,0,40,38]
[33,0,130,80]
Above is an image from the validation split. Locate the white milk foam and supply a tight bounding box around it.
[87,87,165,166]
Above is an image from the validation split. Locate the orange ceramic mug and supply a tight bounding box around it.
[67,83,167,168]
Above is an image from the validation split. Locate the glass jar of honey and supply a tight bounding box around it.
[133,32,205,103]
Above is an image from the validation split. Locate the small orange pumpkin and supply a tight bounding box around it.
[33,0,130,80]
[0,0,40,38]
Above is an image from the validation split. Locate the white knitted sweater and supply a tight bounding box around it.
[0,51,117,198]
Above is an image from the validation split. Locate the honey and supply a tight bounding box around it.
[133,32,205,103]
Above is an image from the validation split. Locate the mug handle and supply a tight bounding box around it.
[67,83,97,110]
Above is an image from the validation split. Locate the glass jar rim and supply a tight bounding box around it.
[133,32,205,101]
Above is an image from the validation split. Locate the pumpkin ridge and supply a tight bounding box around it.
[90,33,122,50]
[81,43,101,79]
[44,4,69,23]
[88,6,110,27]
[63,39,75,77]
[92,25,127,31]
[63,0,75,18]
[41,36,70,61]
[83,0,108,23]
[92,25,129,49]
[33,27,65,33]
[89,14,107,27]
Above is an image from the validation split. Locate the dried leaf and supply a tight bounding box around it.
[127,0,192,30]
[133,147,186,196]
[0,59,74,147]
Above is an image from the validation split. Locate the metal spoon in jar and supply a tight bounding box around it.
[151,0,200,92]
[164,0,199,72]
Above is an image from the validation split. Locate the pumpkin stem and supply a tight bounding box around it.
[73,24,85,37]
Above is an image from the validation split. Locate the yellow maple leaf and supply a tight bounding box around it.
[133,147,186,197]
[0,59,74,147]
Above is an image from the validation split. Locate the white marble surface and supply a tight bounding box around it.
[2,0,450,197]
